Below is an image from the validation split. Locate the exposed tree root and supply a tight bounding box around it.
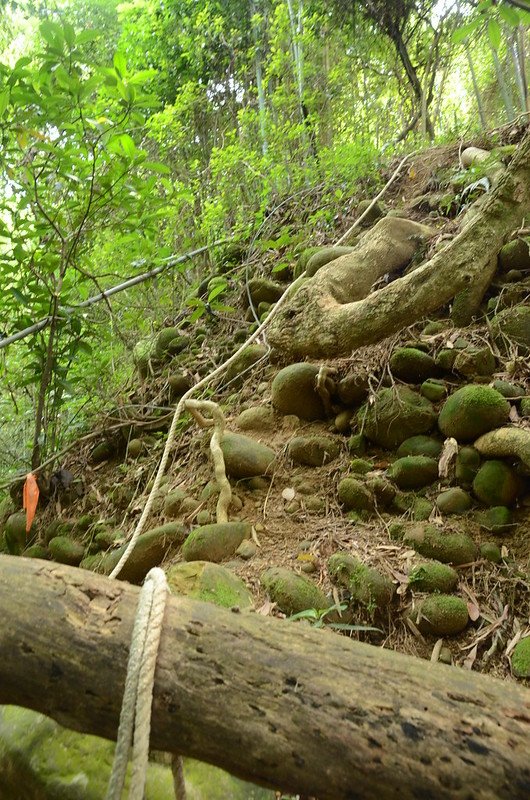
[268,131,530,360]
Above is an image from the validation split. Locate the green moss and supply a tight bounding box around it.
[480,542,502,563]
[223,344,268,387]
[167,561,254,608]
[182,522,251,563]
[473,461,519,507]
[511,637,530,678]
[476,505,513,533]
[389,347,438,383]
[271,363,325,420]
[260,566,328,614]
[403,523,477,565]
[48,536,85,566]
[337,477,374,512]
[438,385,510,442]
[436,488,472,515]
[328,552,394,611]
[455,446,481,485]
[386,456,439,489]
[416,594,469,636]
[359,386,436,449]
[408,561,459,593]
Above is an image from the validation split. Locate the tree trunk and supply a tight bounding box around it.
[1,556,530,800]
[466,45,487,130]
[267,131,530,360]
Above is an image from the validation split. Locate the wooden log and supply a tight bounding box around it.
[1,555,530,799]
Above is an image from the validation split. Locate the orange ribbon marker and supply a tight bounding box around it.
[22,473,40,534]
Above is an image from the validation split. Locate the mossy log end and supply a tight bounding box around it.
[1,556,530,799]
[268,132,530,360]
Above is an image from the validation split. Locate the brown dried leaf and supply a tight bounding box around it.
[463,644,478,670]
[256,600,275,616]
[467,602,480,622]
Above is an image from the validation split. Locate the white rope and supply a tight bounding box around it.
[106,567,172,800]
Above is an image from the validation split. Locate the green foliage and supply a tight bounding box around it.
[288,602,383,633]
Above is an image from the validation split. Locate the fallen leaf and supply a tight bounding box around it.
[22,473,39,534]
[463,644,478,670]
[467,602,481,622]
[256,600,275,616]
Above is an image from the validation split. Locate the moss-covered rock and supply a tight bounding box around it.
[491,380,525,399]
[260,566,328,614]
[511,637,530,678]
[328,552,393,611]
[167,561,253,608]
[473,426,530,470]
[436,487,472,515]
[23,544,49,560]
[334,409,353,433]
[224,344,268,387]
[389,348,438,383]
[403,523,477,565]
[4,512,32,555]
[182,522,251,563]
[271,363,325,420]
[472,460,520,507]
[288,435,340,467]
[245,278,284,307]
[347,433,367,455]
[356,198,384,226]
[498,238,530,272]
[398,437,443,462]
[480,541,502,563]
[415,595,469,636]
[220,432,275,479]
[412,497,434,521]
[521,398,530,417]
[81,522,186,583]
[305,246,356,277]
[169,373,193,398]
[386,456,439,489]
[455,446,481,485]
[48,536,85,566]
[491,305,530,355]
[0,706,273,800]
[408,561,459,593]
[337,477,374,512]
[350,458,372,476]
[366,476,396,508]
[453,347,496,377]
[337,371,370,406]
[435,348,457,371]
[127,438,144,458]
[154,327,186,359]
[476,505,513,534]
[236,406,274,431]
[163,488,188,517]
[420,379,447,402]
[359,386,436,449]
[438,385,510,442]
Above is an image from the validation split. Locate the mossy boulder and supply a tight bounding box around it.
[408,561,459,593]
[288,435,340,467]
[420,380,447,402]
[359,386,436,449]
[90,440,116,464]
[397,436,443,459]
[220,432,275,479]
[236,406,274,431]
[435,348,457,371]
[305,246,356,278]
[476,505,513,534]
[356,198,384,226]
[260,566,328,614]
[169,373,193,398]
[246,278,284,307]
[48,536,85,566]
[155,327,187,359]
[492,380,525,399]
[455,446,481,485]
[480,542,502,563]
[415,595,469,636]
[182,522,251,563]
[23,544,49,560]
[412,497,434,521]
[350,458,372,476]
[328,552,394,611]
[81,522,186,583]
[4,512,32,555]
[453,347,496,377]
[491,306,530,355]
[167,561,253,608]
[271,363,325,420]
[436,488,472,515]
[403,523,477,565]
[127,438,144,458]
[498,238,530,272]
[337,372,370,405]
[163,488,189,518]
[389,348,438,383]
[438,385,510,442]
[347,433,367,455]
[386,456,439,489]
[511,637,530,678]
[521,398,530,417]
[472,460,520,507]
[224,344,268,387]
[337,477,374,512]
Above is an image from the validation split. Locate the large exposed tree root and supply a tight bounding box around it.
[268,132,530,360]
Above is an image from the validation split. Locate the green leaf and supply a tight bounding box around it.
[76,30,101,44]
[113,52,127,78]
[9,287,27,304]
[0,88,9,117]
[487,19,501,50]
[118,133,137,157]
[498,4,520,25]
[143,161,171,175]
[452,18,481,44]
[63,23,76,48]
[207,282,227,302]
[40,20,62,46]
